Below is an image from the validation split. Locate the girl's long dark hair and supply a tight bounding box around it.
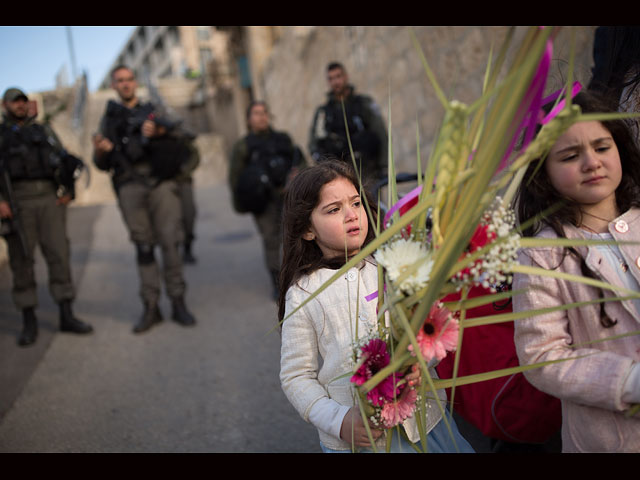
[277,159,378,321]
[516,91,640,237]
[514,90,640,327]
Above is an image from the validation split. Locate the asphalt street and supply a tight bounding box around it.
[0,177,498,454]
[0,181,321,453]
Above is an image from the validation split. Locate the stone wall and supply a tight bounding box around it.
[254,26,597,174]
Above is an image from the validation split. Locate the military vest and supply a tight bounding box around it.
[322,94,368,138]
[244,129,295,188]
[0,122,59,181]
[100,100,189,186]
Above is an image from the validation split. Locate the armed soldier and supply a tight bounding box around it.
[229,101,306,300]
[308,62,388,182]
[0,87,92,347]
[92,65,196,333]
[176,137,200,264]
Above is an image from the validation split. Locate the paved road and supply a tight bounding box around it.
[0,177,499,453]
[0,181,321,453]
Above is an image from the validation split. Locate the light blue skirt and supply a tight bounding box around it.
[320,414,475,453]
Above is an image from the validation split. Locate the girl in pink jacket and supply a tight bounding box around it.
[513,91,640,452]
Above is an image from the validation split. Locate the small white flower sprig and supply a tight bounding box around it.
[451,196,521,292]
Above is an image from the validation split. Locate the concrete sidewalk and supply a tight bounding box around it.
[0,181,319,453]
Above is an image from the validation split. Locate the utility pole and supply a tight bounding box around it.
[66,26,78,82]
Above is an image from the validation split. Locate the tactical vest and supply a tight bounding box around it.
[101,101,188,186]
[316,94,381,166]
[322,94,368,138]
[0,122,59,181]
[244,130,295,188]
[102,101,151,166]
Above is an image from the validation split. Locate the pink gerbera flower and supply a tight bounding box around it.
[380,387,418,428]
[351,338,402,407]
[408,302,459,363]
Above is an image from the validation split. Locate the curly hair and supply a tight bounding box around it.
[277,159,378,321]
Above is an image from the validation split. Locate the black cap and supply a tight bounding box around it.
[3,88,28,102]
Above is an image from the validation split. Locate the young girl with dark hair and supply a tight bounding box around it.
[278,159,474,453]
[513,91,640,452]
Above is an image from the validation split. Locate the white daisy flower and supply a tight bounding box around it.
[374,237,434,295]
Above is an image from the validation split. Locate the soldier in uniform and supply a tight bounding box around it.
[229,101,306,299]
[92,65,196,333]
[176,137,200,264]
[308,62,388,182]
[0,87,93,346]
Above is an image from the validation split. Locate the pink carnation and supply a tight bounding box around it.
[408,302,459,363]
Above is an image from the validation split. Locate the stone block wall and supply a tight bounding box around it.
[254,26,597,174]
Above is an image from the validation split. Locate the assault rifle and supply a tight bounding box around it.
[105,100,179,145]
[104,100,190,181]
[53,150,87,199]
[0,168,29,258]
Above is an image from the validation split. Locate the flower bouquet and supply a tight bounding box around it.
[281,26,640,452]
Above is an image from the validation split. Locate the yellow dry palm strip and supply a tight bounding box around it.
[386,86,399,221]
[430,102,471,247]
[460,296,640,329]
[392,27,554,363]
[336,28,576,396]
[447,286,468,428]
[512,264,640,297]
[354,28,552,392]
[431,356,587,391]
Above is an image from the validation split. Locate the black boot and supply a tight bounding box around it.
[59,300,93,334]
[183,239,196,264]
[18,307,38,347]
[133,302,163,334]
[171,297,196,326]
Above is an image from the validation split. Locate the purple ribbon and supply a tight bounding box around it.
[365,290,379,302]
[540,81,582,124]
[497,38,552,171]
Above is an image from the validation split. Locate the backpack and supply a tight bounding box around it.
[234,163,272,215]
[233,130,297,214]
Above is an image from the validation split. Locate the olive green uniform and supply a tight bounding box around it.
[229,128,305,292]
[175,137,200,261]
[309,85,388,181]
[0,115,75,310]
[94,100,189,306]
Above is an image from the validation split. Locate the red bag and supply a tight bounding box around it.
[436,285,562,444]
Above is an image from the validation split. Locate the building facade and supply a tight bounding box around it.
[98,26,221,89]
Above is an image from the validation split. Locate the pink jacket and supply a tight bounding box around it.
[513,208,640,452]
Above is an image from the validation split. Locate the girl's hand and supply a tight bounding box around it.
[340,407,383,447]
[405,363,421,388]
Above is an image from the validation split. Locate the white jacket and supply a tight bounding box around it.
[279,257,445,450]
